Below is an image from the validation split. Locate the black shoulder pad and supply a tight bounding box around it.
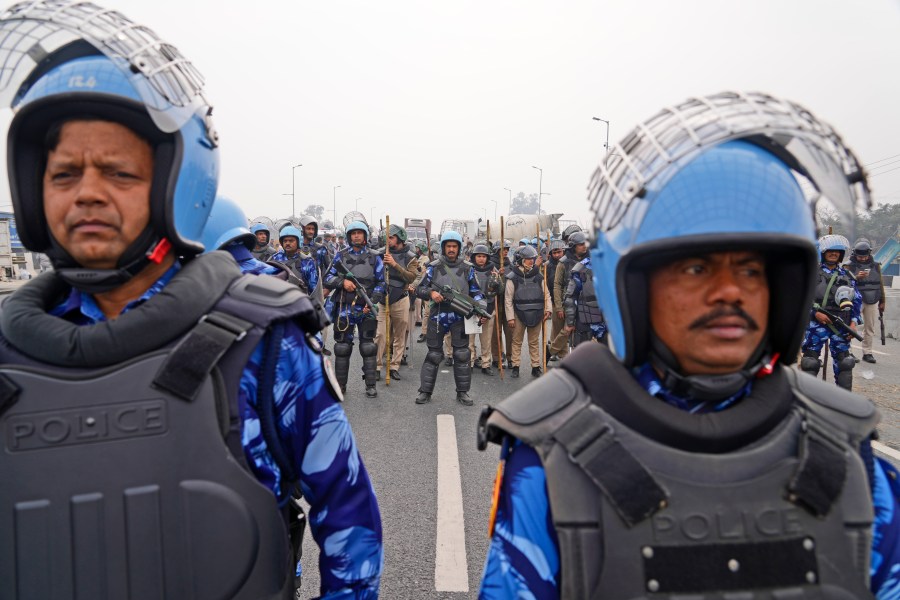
[227,273,306,308]
[429,259,441,268]
[494,369,580,426]
[571,261,586,273]
[785,367,879,437]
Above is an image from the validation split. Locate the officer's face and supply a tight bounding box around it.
[474,254,488,266]
[43,120,154,270]
[255,231,269,245]
[551,249,564,260]
[304,224,316,239]
[648,251,769,376]
[574,243,587,257]
[823,250,841,264]
[522,258,535,270]
[281,236,299,253]
[350,231,366,246]
[444,241,460,260]
[389,235,402,250]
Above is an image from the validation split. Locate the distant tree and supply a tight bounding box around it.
[303,204,326,221]
[511,192,540,214]
[816,202,900,249]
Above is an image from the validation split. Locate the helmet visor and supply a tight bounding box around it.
[0,1,208,133]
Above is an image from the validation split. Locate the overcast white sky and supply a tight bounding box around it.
[4,0,900,231]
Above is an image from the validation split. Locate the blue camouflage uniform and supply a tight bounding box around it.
[568,256,607,341]
[226,243,283,277]
[802,262,862,378]
[50,262,384,599]
[323,248,386,339]
[418,262,485,332]
[479,366,900,599]
[272,248,320,295]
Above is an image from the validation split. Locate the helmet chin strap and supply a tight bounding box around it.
[52,232,172,294]
[648,334,772,403]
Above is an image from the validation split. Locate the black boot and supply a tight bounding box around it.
[389,369,402,381]
[456,391,473,406]
[511,366,519,378]
[415,391,432,404]
[400,354,408,365]
[481,366,494,376]
[531,366,542,377]
[366,386,378,398]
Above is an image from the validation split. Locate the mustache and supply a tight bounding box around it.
[689,305,760,331]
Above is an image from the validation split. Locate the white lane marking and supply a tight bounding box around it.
[435,414,469,592]
[874,440,900,463]
[851,344,891,356]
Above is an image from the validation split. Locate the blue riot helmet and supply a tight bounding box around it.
[250,223,270,244]
[1,4,217,292]
[345,220,369,246]
[279,225,303,245]
[589,91,870,368]
[202,196,255,252]
[440,230,463,255]
[818,234,850,264]
[519,237,529,246]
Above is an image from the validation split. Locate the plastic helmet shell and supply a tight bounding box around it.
[471,243,491,257]
[591,140,817,367]
[853,240,871,256]
[562,224,583,241]
[250,223,270,243]
[549,240,566,252]
[567,231,588,249]
[440,230,463,253]
[299,215,319,238]
[516,244,539,262]
[202,196,255,252]
[818,234,849,263]
[279,225,303,244]
[346,220,370,241]
[389,224,408,243]
[8,52,218,259]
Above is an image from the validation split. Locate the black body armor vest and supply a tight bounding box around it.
[571,261,604,330]
[509,268,545,327]
[481,343,877,600]
[848,260,883,305]
[386,245,416,304]
[0,252,328,600]
[336,249,378,304]
[429,257,471,312]
[252,245,276,263]
[813,266,855,313]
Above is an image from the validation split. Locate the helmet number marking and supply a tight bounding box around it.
[68,75,97,89]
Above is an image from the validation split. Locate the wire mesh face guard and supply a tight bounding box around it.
[0,0,212,137]
[587,91,871,237]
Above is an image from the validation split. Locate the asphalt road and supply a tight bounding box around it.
[296,330,900,599]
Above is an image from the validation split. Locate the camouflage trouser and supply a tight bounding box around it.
[801,321,854,389]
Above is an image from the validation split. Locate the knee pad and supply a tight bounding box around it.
[426,349,443,365]
[334,342,354,358]
[800,352,821,375]
[836,352,856,373]
[359,341,377,357]
[454,346,471,363]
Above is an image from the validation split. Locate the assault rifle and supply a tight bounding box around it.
[880,307,886,346]
[335,260,379,317]
[431,283,490,320]
[816,306,864,342]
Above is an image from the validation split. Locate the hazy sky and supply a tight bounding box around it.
[3,0,899,232]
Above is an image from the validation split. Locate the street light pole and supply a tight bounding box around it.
[503,187,512,214]
[290,163,302,216]
[532,166,543,214]
[333,185,341,226]
[592,117,610,167]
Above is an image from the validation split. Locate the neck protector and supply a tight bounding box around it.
[648,335,771,403]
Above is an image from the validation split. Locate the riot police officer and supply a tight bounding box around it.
[469,243,503,375]
[375,224,420,380]
[250,222,277,262]
[478,91,899,598]
[848,240,886,363]
[505,245,551,377]
[563,253,607,346]
[415,231,487,405]
[323,220,386,397]
[800,235,862,389]
[490,238,514,368]
[299,215,331,273]
[272,225,319,295]
[545,239,568,364]
[0,4,382,597]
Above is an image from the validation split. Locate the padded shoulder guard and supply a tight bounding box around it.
[478,368,584,450]
[784,367,880,440]
[571,261,587,274]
